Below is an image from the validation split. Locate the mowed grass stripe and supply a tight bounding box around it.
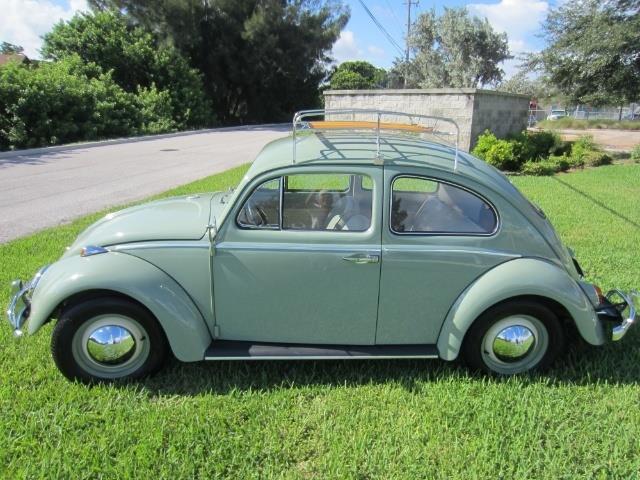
[1,163,639,478]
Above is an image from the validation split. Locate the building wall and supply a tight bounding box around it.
[323,88,529,151]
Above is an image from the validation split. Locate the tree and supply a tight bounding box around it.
[329,61,387,89]
[0,55,140,150]
[42,11,212,128]
[529,0,640,109]
[396,8,510,88]
[88,0,349,123]
[0,42,24,54]
[498,71,554,99]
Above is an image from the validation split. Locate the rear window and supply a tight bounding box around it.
[391,176,498,235]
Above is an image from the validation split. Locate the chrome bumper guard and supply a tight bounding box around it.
[604,289,639,342]
[6,265,49,338]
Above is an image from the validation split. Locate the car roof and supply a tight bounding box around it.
[245,131,515,195]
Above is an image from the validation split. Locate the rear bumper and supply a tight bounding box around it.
[595,289,639,341]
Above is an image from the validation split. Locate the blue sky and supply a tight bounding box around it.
[2,0,553,78]
[333,0,553,75]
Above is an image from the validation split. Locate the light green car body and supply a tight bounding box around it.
[22,132,609,362]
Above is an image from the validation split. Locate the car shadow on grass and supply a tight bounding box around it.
[552,176,640,231]
[136,330,640,397]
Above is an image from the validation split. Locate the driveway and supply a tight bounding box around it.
[532,127,640,151]
[0,125,289,243]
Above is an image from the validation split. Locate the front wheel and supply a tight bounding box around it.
[51,297,168,383]
[461,300,565,375]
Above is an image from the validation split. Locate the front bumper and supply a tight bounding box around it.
[6,265,49,337]
[596,289,639,341]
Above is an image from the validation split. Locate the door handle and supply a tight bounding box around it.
[342,253,380,264]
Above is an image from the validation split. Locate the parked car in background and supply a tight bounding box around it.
[547,109,568,121]
[7,109,638,382]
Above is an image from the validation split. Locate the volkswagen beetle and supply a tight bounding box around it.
[7,110,638,382]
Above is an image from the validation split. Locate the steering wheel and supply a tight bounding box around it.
[244,199,268,226]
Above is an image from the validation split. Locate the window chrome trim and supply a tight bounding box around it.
[389,174,500,237]
[109,242,210,251]
[215,242,380,254]
[235,176,282,231]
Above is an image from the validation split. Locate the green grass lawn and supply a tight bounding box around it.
[1,163,640,478]
[537,117,640,131]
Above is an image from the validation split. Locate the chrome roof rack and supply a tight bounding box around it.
[292,109,460,171]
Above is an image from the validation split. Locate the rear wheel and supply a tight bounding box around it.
[51,297,168,383]
[461,300,565,375]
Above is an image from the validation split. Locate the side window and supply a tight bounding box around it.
[391,176,497,234]
[237,178,281,229]
[283,173,372,231]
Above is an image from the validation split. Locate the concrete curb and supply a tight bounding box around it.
[0,123,290,159]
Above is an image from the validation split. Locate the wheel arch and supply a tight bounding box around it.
[436,257,606,361]
[27,252,212,362]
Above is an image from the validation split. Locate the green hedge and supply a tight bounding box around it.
[0,57,139,150]
[0,56,207,151]
[472,130,609,176]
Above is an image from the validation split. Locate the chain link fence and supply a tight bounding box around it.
[528,104,640,127]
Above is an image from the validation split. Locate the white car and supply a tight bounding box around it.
[547,110,567,121]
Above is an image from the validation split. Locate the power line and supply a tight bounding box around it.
[357,0,405,57]
[383,0,405,35]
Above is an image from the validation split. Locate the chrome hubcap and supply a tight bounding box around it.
[481,315,549,375]
[72,314,150,379]
[87,325,137,365]
[492,325,535,363]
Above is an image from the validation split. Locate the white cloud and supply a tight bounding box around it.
[331,30,363,63]
[468,0,548,78]
[367,45,386,58]
[0,0,89,58]
[468,0,548,55]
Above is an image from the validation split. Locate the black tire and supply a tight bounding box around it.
[51,296,168,383]
[461,299,565,375]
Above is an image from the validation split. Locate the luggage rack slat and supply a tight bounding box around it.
[292,109,460,172]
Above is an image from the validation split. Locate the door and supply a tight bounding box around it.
[376,167,512,345]
[213,166,383,345]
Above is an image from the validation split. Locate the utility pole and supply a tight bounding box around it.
[404,0,418,87]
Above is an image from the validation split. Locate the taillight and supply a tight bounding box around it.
[594,285,606,305]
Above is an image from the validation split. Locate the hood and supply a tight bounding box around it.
[65,194,214,256]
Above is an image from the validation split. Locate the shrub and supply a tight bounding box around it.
[583,151,612,167]
[136,85,177,134]
[521,160,561,176]
[472,130,499,160]
[484,140,519,171]
[0,56,140,150]
[525,130,567,158]
[571,134,598,162]
[547,154,571,172]
[42,11,213,130]
[631,144,640,162]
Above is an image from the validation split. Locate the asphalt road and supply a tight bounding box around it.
[0,125,289,243]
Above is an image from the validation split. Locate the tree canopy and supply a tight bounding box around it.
[530,0,640,106]
[396,8,510,88]
[329,61,387,90]
[88,0,349,123]
[42,11,212,128]
[0,42,24,55]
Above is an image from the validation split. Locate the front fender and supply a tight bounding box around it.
[437,258,606,361]
[28,252,211,362]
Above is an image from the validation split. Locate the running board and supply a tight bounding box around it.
[204,341,439,360]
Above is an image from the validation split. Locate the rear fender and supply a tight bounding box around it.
[437,258,605,361]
